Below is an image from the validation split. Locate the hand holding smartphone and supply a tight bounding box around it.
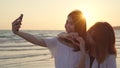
[15,14,23,25]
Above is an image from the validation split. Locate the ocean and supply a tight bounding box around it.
[0,30,120,68]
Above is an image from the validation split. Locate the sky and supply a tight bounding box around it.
[0,0,120,30]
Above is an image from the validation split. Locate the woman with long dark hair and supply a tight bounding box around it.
[87,22,117,68]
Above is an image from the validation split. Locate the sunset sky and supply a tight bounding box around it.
[0,0,120,30]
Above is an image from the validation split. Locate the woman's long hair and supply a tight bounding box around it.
[68,10,87,51]
[88,22,117,63]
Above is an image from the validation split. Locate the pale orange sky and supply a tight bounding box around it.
[0,0,120,30]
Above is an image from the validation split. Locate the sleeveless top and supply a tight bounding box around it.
[44,37,90,68]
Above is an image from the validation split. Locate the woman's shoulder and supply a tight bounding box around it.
[44,37,57,41]
[105,54,116,62]
[107,54,116,59]
[44,37,58,46]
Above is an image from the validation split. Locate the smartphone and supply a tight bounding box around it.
[15,14,23,25]
[19,14,23,19]
[16,14,23,31]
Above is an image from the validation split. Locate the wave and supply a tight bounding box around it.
[0,48,46,51]
[0,45,34,48]
[0,57,52,67]
[0,43,47,51]
[0,53,49,59]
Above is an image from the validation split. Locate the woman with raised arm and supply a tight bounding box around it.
[12,10,89,68]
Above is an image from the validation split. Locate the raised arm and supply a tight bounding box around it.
[74,36,86,68]
[78,37,86,68]
[12,14,47,47]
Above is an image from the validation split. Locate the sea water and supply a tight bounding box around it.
[0,30,120,68]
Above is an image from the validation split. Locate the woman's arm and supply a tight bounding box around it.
[77,53,86,68]
[15,31,47,47]
[12,14,47,47]
[75,37,86,68]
